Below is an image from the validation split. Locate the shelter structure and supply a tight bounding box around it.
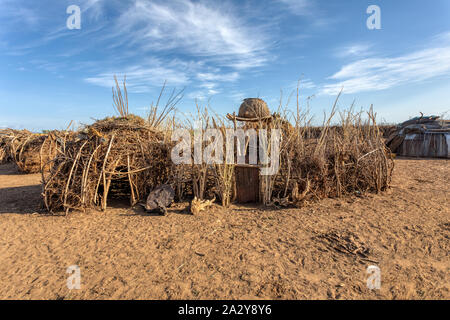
[386,115,450,158]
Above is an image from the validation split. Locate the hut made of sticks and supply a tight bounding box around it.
[0,129,13,164]
[0,129,60,173]
[42,115,172,213]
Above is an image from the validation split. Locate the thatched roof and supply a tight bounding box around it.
[89,115,148,133]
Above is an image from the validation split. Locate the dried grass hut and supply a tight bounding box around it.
[42,115,172,213]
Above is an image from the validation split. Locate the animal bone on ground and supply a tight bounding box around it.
[190,197,215,215]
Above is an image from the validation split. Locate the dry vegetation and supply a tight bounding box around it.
[1,79,393,214]
[0,129,69,174]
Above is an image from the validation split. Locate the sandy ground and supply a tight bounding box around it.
[0,159,448,300]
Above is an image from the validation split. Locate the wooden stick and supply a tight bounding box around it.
[63,141,88,214]
[226,113,272,122]
[127,154,136,206]
[94,135,115,205]
[81,144,101,205]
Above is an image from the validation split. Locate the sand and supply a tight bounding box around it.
[0,159,448,300]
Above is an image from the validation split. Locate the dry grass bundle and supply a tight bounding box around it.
[168,104,236,204]
[0,129,14,164]
[277,105,394,206]
[172,88,393,208]
[211,117,235,207]
[42,115,172,213]
[112,75,129,117]
[3,130,61,173]
[176,104,217,201]
[147,80,184,128]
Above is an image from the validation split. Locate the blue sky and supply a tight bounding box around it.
[1,0,450,131]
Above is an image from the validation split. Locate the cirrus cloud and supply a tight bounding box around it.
[321,38,450,95]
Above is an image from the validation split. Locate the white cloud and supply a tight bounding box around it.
[285,78,316,93]
[187,91,206,100]
[196,72,239,82]
[199,82,217,90]
[278,0,312,16]
[188,88,220,100]
[188,81,222,100]
[83,0,106,20]
[0,1,40,29]
[229,91,247,103]
[299,79,316,89]
[111,0,269,68]
[81,0,270,92]
[432,31,450,43]
[84,60,190,93]
[335,43,373,58]
[222,56,269,70]
[85,58,242,93]
[321,40,450,95]
[0,0,277,97]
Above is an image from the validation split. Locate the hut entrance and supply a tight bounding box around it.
[97,169,134,207]
[235,165,260,203]
[107,174,132,200]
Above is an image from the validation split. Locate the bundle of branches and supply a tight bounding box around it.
[42,115,172,213]
[211,117,235,207]
[0,129,15,164]
[280,107,394,205]
[166,104,217,202]
[4,130,61,173]
[171,163,216,202]
[236,88,394,206]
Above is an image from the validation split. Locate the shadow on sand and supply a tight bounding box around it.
[0,184,42,214]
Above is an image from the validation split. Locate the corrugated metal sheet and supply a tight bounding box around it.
[398,132,450,158]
